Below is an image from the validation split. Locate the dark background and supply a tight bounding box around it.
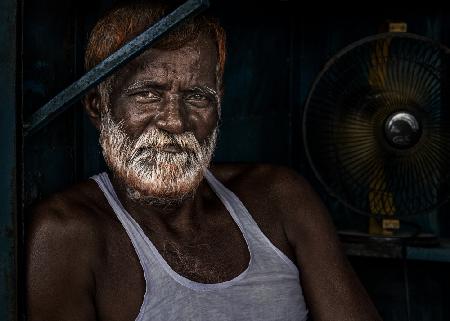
[18,0,450,320]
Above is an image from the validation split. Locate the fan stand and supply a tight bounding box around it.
[339,173,440,247]
[369,215,400,236]
[338,216,440,247]
[338,230,440,247]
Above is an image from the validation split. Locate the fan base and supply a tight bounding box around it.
[338,230,439,247]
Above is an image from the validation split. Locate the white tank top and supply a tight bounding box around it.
[91,169,309,321]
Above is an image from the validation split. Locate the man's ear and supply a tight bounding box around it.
[83,91,102,130]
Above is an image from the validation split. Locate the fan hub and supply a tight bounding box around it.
[384,111,422,149]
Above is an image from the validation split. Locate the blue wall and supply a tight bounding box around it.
[0,0,17,319]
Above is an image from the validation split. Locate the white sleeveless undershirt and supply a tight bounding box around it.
[91,169,308,321]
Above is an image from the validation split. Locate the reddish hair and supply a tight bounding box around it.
[85,1,226,84]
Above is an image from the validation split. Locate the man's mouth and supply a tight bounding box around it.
[136,144,184,155]
[160,144,183,153]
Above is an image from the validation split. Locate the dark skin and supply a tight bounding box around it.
[27,36,382,321]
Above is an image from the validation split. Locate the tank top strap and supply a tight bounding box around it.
[90,173,166,276]
[203,168,298,273]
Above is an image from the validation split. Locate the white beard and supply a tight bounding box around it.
[99,110,218,206]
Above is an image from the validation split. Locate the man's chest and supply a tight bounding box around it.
[94,208,252,321]
[143,213,252,283]
[93,192,296,321]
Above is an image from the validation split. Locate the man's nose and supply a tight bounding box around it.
[155,95,186,134]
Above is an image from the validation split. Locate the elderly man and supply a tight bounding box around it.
[27,2,382,321]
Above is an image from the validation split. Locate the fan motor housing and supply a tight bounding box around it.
[384,110,422,150]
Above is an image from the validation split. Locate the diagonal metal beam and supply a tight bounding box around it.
[24,0,209,136]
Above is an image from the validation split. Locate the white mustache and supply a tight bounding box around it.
[134,128,200,151]
[130,128,203,164]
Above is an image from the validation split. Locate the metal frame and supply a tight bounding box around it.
[24,0,210,136]
[0,0,18,319]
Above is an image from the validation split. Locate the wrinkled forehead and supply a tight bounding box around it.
[111,36,218,88]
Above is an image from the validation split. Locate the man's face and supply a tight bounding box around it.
[99,36,220,205]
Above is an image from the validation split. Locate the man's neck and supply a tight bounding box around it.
[109,173,209,233]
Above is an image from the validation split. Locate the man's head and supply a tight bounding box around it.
[83,1,226,206]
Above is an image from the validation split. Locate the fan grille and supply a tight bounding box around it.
[303,33,450,217]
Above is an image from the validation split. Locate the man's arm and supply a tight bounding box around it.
[273,167,382,321]
[26,197,98,321]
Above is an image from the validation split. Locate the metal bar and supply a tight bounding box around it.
[24,0,209,136]
[0,0,18,318]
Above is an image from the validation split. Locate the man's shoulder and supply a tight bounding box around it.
[209,163,322,226]
[208,164,317,260]
[209,162,309,195]
[28,178,108,247]
[27,179,106,318]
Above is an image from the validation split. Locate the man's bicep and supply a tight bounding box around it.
[278,172,382,320]
[26,204,97,321]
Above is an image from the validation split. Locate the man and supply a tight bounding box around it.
[27,2,382,320]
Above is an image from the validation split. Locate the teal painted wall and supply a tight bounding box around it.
[0,0,17,320]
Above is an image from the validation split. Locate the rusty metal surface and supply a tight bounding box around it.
[0,0,18,319]
[24,0,209,136]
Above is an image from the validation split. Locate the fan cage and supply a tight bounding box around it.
[303,32,450,218]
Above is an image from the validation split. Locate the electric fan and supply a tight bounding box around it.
[303,32,450,243]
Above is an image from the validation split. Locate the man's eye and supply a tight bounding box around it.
[132,91,160,103]
[185,93,211,108]
[186,93,208,101]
